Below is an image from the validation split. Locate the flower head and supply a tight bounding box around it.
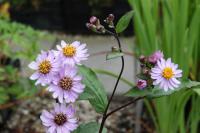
[40,103,78,133]
[47,65,85,103]
[148,50,164,64]
[137,79,147,89]
[29,50,60,86]
[150,58,182,91]
[56,40,89,66]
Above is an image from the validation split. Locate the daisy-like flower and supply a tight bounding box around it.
[29,50,60,86]
[40,103,78,133]
[150,58,182,91]
[56,40,89,66]
[47,65,85,103]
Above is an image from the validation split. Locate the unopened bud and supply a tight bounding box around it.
[108,14,114,22]
[137,79,147,89]
[96,25,105,33]
[142,68,149,75]
[86,23,94,29]
[89,16,98,25]
[86,23,97,32]
[139,55,146,63]
[105,14,115,28]
[140,64,145,68]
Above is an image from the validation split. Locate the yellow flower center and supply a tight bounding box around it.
[38,60,51,74]
[162,67,174,80]
[63,45,76,57]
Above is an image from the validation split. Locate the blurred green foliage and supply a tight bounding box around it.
[116,0,200,132]
[129,0,200,132]
[0,19,55,105]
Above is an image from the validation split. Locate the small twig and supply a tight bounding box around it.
[106,97,145,118]
[90,51,135,57]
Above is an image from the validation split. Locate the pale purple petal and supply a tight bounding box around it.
[150,57,182,91]
[61,40,67,47]
[28,61,38,70]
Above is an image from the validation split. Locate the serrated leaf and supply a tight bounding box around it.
[116,10,134,33]
[73,122,107,133]
[125,80,200,98]
[106,51,124,60]
[78,65,108,113]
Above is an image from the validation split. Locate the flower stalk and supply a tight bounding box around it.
[99,29,124,133]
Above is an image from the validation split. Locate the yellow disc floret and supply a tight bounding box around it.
[39,60,51,74]
[63,45,76,57]
[162,67,174,80]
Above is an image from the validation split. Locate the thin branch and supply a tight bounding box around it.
[90,51,135,57]
[99,29,125,133]
[106,97,145,118]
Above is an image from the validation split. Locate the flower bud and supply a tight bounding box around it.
[148,50,164,64]
[140,64,145,68]
[104,14,115,28]
[86,23,96,31]
[139,55,146,63]
[89,16,98,25]
[96,25,105,33]
[142,68,149,75]
[137,79,147,89]
[108,14,115,22]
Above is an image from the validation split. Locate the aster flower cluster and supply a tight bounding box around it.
[29,40,89,133]
[136,51,182,91]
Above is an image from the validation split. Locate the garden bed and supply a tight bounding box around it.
[1,95,153,133]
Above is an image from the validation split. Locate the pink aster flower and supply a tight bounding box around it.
[150,58,182,91]
[28,50,60,86]
[47,65,85,103]
[56,40,89,66]
[148,50,164,64]
[137,79,147,89]
[40,103,78,133]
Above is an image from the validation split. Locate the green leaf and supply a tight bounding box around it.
[193,89,200,96]
[78,89,94,100]
[116,10,134,33]
[125,80,200,98]
[106,51,124,60]
[73,122,107,133]
[78,65,108,113]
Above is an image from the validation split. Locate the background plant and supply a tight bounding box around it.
[115,0,200,132]
[0,19,55,107]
